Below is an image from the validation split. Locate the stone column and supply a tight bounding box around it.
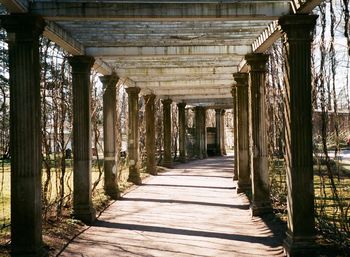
[1,14,46,257]
[202,107,208,158]
[221,110,227,155]
[245,53,272,216]
[68,55,96,224]
[195,106,205,159]
[215,109,223,156]
[177,102,187,162]
[101,74,120,199]
[231,86,239,180]
[233,73,251,193]
[126,87,142,184]
[162,99,173,167]
[279,15,318,256]
[144,94,157,174]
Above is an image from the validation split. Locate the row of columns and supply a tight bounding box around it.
[231,15,317,256]
[3,12,317,257]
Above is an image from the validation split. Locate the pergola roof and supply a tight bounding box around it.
[0,0,321,107]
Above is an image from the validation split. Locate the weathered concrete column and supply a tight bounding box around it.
[144,94,157,174]
[1,14,47,257]
[162,99,173,167]
[101,74,120,199]
[245,53,272,216]
[279,15,318,256]
[233,73,251,193]
[215,109,223,156]
[231,86,239,180]
[177,102,187,162]
[195,106,206,159]
[126,87,142,184]
[220,110,227,155]
[68,55,96,224]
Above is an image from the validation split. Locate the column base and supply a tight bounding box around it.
[250,201,272,216]
[179,157,187,163]
[162,161,173,168]
[236,183,251,193]
[105,186,120,200]
[147,167,158,176]
[72,205,96,225]
[284,231,317,257]
[12,246,48,257]
[128,166,142,185]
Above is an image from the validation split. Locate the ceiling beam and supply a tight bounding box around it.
[117,66,234,77]
[86,45,251,57]
[136,79,233,88]
[30,2,291,21]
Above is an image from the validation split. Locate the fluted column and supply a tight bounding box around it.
[162,99,173,167]
[1,14,47,257]
[245,53,272,216]
[279,15,318,256]
[68,55,96,224]
[101,74,120,199]
[215,109,223,156]
[220,110,227,155]
[233,73,251,193]
[231,86,239,180]
[126,87,142,184]
[144,94,157,174]
[177,102,187,162]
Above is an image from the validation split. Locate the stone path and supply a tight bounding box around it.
[59,154,286,257]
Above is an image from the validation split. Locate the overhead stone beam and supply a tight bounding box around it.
[146,87,232,96]
[126,73,234,82]
[136,79,233,88]
[117,66,235,77]
[86,45,251,57]
[159,93,233,101]
[105,56,241,69]
[31,2,291,20]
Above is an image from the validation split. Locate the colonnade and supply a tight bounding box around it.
[2,13,317,257]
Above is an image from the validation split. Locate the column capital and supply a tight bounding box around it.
[68,55,95,74]
[1,14,45,41]
[215,108,222,115]
[144,93,156,102]
[100,73,119,89]
[221,109,226,116]
[162,98,172,106]
[245,53,269,72]
[279,14,318,41]
[233,72,248,86]
[177,102,186,109]
[125,86,141,95]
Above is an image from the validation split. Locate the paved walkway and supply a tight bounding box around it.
[60,155,286,257]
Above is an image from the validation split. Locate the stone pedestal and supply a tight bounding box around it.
[177,102,187,162]
[68,55,96,224]
[233,73,251,193]
[101,74,120,199]
[144,94,157,174]
[279,14,318,257]
[231,86,239,180]
[246,53,272,216]
[2,14,47,257]
[126,87,142,184]
[162,99,173,167]
[215,109,223,156]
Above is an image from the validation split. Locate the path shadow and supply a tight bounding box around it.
[92,221,282,248]
[121,197,249,210]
